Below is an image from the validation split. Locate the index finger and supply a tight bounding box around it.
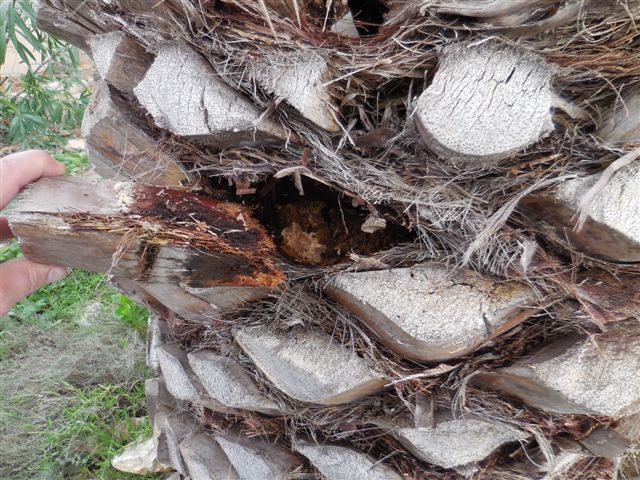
[0,150,67,209]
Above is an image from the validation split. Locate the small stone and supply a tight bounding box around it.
[216,431,302,480]
[234,325,387,405]
[179,433,240,480]
[374,413,526,470]
[187,350,281,415]
[326,263,535,361]
[65,137,86,151]
[112,437,171,475]
[294,443,403,480]
[473,335,640,416]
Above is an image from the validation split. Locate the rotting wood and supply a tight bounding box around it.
[82,82,190,186]
[89,31,154,96]
[8,177,285,290]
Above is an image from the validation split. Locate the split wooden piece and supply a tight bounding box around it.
[520,159,640,262]
[596,87,640,144]
[233,325,387,405]
[216,431,302,480]
[147,314,170,373]
[155,412,197,476]
[179,433,240,480]
[88,31,153,96]
[8,177,284,290]
[415,43,554,164]
[145,376,177,429]
[294,443,402,480]
[473,335,640,416]
[187,350,281,416]
[113,278,272,321]
[374,412,526,471]
[254,50,340,132]
[326,263,536,362]
[82,82,189,186]
[135,44,287,146]
[35,0,106,51]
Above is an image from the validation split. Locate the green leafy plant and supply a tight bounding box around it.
[4,270,109,325]
[55,150,90,174]
[1,0,89,146]
[0,239,21,261]
[114,295,150,337]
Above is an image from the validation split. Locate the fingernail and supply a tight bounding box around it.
[47,266,69,283]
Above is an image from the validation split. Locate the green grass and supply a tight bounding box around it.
[0,141,157,479]
[1,11,160,477]
[41,382,155,479]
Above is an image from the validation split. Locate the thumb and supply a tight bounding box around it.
[0,258,69,316]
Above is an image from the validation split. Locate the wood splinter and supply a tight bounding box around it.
[8,177,284,291]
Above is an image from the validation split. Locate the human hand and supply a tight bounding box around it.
[0,150,69,316]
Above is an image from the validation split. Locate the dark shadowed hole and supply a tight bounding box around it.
[347,0,388,35]
[254,176,414,266]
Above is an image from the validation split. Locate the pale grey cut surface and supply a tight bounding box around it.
[179,433,239,480]
[383,416,525,469]
[216,435,300,480]
[332,264,533,352]
[294,443,402,480]
[415,43,553,163]
[556,160,640,246]
[135,44,283,141]
[234,325,386,405]
[528,336,640,417]
[254,50,339,131]
[187,350,280,415]
[88,31,123,80]
[156,345,199,402]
